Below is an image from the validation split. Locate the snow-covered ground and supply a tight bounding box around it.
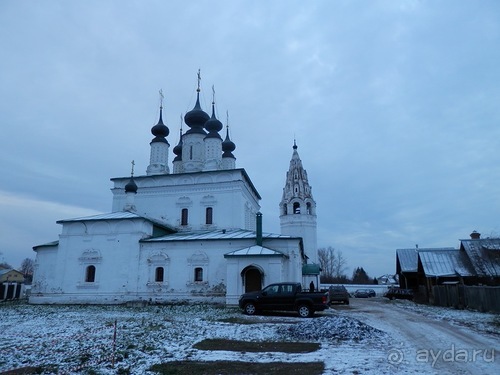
[0,299,498,374]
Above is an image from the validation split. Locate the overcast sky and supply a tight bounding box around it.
[1,0,499,279]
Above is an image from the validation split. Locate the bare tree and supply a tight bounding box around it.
[318,247,336,280]
[0,262,13,270]
[20,258,35,280]
[318,247,348,283]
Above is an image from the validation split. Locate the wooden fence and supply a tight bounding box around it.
[432,285,500,313]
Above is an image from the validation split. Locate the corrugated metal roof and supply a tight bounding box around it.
[224,245,287,258]
[397,247,455,273]
[419,250,475,277]
[142,228,294,242]
[460,238,500,278]
[57,211,141,223]
[33,240,59,250]
[56,211,176,232]
[396,248,419,272]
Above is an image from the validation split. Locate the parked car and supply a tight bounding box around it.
[328,285,350,305]
[238,282,330,318]
[384,288,414,301]
[353,288,376,298]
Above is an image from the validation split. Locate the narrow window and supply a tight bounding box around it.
[190,146,193,160]
[293,202,300,214]
[306,202,312,214]
[206,207,213,225]
[155,267,164,282]
[181,208,188,226]
[85,265,96,282]
[194,267,203,282]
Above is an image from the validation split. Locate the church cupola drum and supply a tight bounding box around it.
[182,71,210,173]
[147,90,170,175]
[203,87,223,171]
[279,141,318,264]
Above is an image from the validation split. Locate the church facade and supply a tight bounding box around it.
[30,79,318,305]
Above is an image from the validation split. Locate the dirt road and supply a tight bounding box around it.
[331,297,499,374]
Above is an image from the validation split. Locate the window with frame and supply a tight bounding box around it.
[181,208,188,226]
[85,265,96,282]
[155,267,164,282]
[205,207,213,225]
[194,267,203,282]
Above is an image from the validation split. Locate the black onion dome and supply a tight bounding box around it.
[173,129,183,162]
[151,108,169,144]
[222,127,236,157]
[184,93,209,135]
[125,177,138,194]
[205,103,223,140]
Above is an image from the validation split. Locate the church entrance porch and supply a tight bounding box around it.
[242,266,263,292]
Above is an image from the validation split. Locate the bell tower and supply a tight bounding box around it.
[279,141,318,264]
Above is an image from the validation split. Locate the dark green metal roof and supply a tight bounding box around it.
[302,263,321,275]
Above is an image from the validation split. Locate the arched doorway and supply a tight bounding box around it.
[242,266,263,293]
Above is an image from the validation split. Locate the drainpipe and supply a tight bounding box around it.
[256,212,263,246]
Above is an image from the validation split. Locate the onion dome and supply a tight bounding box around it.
[173,128,183,162]
[151,107,170,144]
[184,92,209,135]
[125,176,137,194]
[204,102,223,140]
[222,126,236,158]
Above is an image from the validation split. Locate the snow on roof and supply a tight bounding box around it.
[460,238,500,278]
[418,249,475,277]
[224,245,288,258]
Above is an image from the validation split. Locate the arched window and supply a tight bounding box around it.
[206,207,213,225]
[155,267,164,282]
[293,202,300,214]
[194,267,203,282]
[306,202,312,214]
[181,208,188,226]
[85,265,96,283]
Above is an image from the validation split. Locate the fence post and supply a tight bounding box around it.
[112,319,117,368]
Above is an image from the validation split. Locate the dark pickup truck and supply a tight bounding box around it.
[238,282,329,318]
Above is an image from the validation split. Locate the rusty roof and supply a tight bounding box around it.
[460,238,500,278]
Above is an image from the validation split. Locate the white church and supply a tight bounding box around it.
[30,77,319,305]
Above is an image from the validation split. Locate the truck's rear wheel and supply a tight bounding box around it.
[297,304,313,318]
[244,302,257,315]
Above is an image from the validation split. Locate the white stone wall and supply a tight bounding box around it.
[280,214,318,264]
[31,224,304,305]
[111,170,260,231]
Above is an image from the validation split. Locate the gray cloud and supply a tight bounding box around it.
[1,0,499,278]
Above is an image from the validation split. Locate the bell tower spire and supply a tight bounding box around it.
[280,141,318,263]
